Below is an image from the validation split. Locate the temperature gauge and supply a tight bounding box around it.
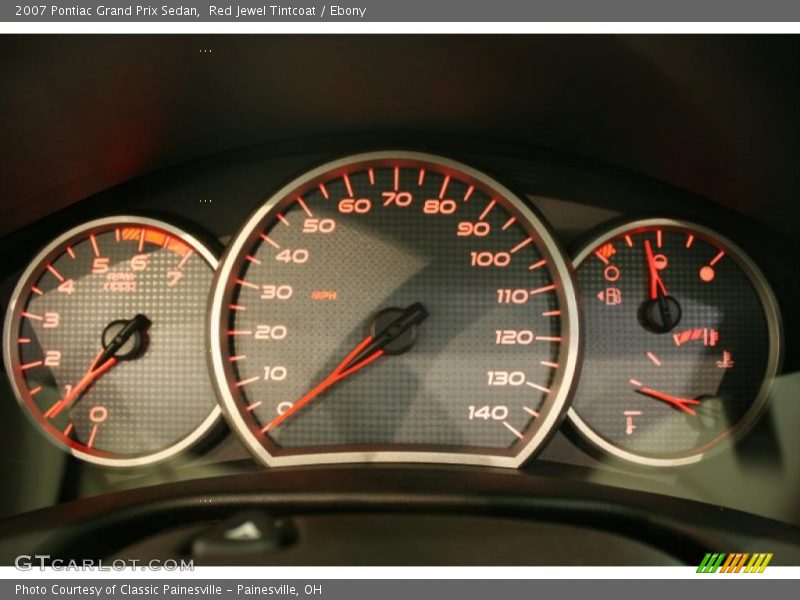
[567,219,782,467]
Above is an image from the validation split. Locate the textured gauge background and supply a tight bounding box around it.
[568,220,781,466]
[210,152,580,468]
[3,217,221,467]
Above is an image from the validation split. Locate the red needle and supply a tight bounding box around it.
[644,239,667,300]
[44,348,117,419]
[634,384,701,416]
[262,335,384,432]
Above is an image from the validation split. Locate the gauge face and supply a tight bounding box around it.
[209,151,579,467]
[2,217,222,467]
[567,219,781,467]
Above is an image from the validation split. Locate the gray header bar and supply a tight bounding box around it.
[5,0,800,22]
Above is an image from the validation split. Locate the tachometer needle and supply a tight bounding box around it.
[632,382,701,416]
[263,302,428,432]
[45,314,151,419]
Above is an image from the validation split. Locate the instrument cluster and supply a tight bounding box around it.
[0,150,786,472]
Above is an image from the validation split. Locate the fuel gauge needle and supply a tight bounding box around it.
[631,381,701,416]
[263,302,428,432]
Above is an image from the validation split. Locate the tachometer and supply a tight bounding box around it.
[3,216,222,467]
[209,151,580,467]
[567,219,782,467]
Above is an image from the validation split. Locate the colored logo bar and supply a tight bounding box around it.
[697,553,773,573]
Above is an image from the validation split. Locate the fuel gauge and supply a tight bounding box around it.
[567,219,782,467]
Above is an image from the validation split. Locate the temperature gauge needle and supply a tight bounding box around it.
[632,382,701,416]
[263,302,428,432]
[45,314,151,419]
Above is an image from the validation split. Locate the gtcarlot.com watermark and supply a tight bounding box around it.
[15,554,194,571]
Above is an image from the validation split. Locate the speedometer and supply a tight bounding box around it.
[209,152,580,467]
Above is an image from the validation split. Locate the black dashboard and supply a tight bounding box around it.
[0,35,798,565]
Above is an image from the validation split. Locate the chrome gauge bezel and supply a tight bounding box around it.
[567,218,783,468]
[208,151,582,468]
[2,216,223,468]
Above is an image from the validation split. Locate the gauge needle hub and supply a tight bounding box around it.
[643,239,681,333]
[633,382,701,416]
[45,314,151,419]
[263,302,428,433]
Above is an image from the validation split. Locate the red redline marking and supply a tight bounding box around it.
[245,255,262,265]
[502,217,516,230]
[177,250,192,269]
[594,250,610,265]
[235,279,259,290]
[540,361,559,368]
[229,304,247,311]
[510,237,533,254]
[236,376,260,388]
[63,423,74,436]
[624,234,633,247]
[542,310,561,317]
[47,264,64,282]
[343,173,354,197]
[21,311,43,321]
[686,234,695,248]
[277,214,290,226]
[439,175,450,199]
[529,259,547,271]
[296,196,313,217]
[630,379,643,387]
[710,250,725,266]
[31,286,43,296]
[227,330,253,335]
[90,234,100,257]
[478,199,496,221]
[647,351,662,367]
[464,185,475,201]
[21,360,43,371]
[138,227,145,252]
[66,246,76,259]
[656,229,663,248]
[368,168,375,185]
[29,386,43,396]
[163,235,171,248]
[229,355,247,362]
[525,381,551,394]
[394,166,400,191]
[535,336,561,342]
[530,284,556,295]
[18,338,31,343]
[246,401,262,412]
[418,168,426,186]
[318,182,330,199]
[87,424,98,448]
[259,233,280,249]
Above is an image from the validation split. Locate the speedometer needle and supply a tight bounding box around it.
[633,382,701,416]
[263,302,428,432]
